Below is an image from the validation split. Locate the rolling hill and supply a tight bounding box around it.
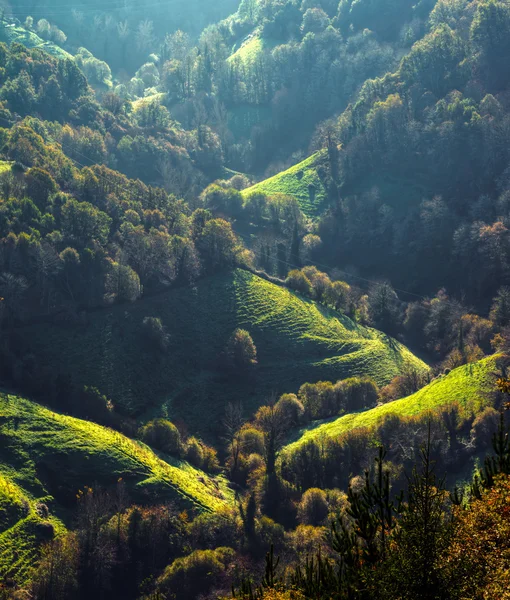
[0,391,233,585]
[242,151,329,218]
[282,355,499,457]
[0,471,65,586]
[0,19,72,60]
[18,269,428,440]
[0,392,234,513]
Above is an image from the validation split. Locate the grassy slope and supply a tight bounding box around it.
[0,160,12,174]
[0,393,234,514]
[242,151,329,217]
[0,21,72,60]
[21,269,427,440]
[229,33,265,64]
[0,472,65,586]
[283,356,498,456]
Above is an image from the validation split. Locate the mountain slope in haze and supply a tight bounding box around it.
[18,269,428,440]
[0,393,234,514]
[0,19,72,60]
[282,355,498,457]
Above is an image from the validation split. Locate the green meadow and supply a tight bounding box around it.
[242,151,329,217]
[20,269,428,440]
[283,356,498,456]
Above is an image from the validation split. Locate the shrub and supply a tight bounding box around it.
[142,316,169,352]
[73,386,114,425]
[297,488,329,525]
[298,381,337,419]
[157,547,235,599]
[283,441,323,491]
[335,377,379,412]
[379,368,428,401]
[301,265,331,301]
[201,443,220,473]
[188,510,240,550]
[139,419,182,457]
[470,407,499,450]
[239,427,265,455]
[185,436,204,468]
[256,516,286,552]
[286,524,328,563]
[226,328,257,368]
[286,269,313,296]
[275,394,305,427]
[324,280,351,312]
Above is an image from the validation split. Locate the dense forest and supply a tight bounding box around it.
[1,0,510,598]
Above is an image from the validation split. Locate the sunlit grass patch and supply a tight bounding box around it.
[242,151,329,217]
[283,356,498,456]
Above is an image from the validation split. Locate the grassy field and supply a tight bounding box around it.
[228,30,283,66]
[0,471,65,586]
[242,151,329,217]
[0,160,12,175]
[132,92,167,111]
[0,393,234,515]
[282,356,498,456]
[230,33,265,64]
[21,269,428,440]
[0,21,72,60]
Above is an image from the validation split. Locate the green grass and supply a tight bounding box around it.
[230,33,264,64]
[132,92,167,111]
[283,356,498,456]
[0,160,12,175]
[0,393,234,515]
[242,151,329,217]
[0,21,72,60]
[0,471,65,586]
[20,269,428,440]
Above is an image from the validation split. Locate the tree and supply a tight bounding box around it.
[198,218,241,271]
[60,198,111,247]
[297,488,329,525]
[471,0,510,90]
[255,401,287,476]
[139,419,182,456]
[106,262,141,304]
[157,547,235,599]
[324,280,350,312]
[142,316,169,352]
[367,282,400,334]
[286,270,313,296]
[446,474,510,599]
[301,8,330,34]
[382,428,452,599]
[31,534,80,600]
[226,328,257,369]
[274,394,304,428]
[490,286,510,327]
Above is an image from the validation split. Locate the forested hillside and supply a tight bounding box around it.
[1,0,510,598]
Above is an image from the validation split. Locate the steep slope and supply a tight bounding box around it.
[0,472,65,586]
[283,356,498,456]
[19,269,428,439]
[0,19,72,60]
[242,151,329,218]
[0,393,234,514]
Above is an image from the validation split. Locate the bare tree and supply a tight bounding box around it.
[136,20,155,53]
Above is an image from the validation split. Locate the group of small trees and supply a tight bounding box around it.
[286,266,351,314]
[138,418,219,473]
